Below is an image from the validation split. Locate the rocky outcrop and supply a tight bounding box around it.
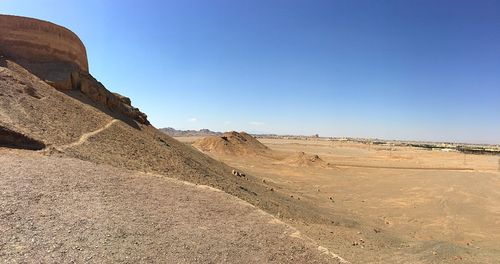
[0,14,87,71]
[73,71,149,125]
[0,14,149,125]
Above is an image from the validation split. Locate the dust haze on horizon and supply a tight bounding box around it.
[1,0,499,144]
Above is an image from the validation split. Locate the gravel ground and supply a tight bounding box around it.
[0,149,344,263]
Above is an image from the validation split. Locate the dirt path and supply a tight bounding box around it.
[55,119,119,151]
[0,149,345,263]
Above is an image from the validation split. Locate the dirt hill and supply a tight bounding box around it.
[0,16,278,210]
[193,131,270,156]
[0,14,228,188]
[0,15,345,263]
[283,151,329,167]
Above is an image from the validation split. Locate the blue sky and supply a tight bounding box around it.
[1,0,499,143]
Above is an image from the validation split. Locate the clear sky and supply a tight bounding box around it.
[1,0,499,144]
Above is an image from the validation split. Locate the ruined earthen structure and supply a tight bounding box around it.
[0,14,149,124]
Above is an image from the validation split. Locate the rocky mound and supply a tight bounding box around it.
[284,152,328,167]
[193,131,270,156]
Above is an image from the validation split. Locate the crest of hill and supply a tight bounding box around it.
[194,131,270,156]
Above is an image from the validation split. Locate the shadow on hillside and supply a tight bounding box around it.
[0,126,46,150]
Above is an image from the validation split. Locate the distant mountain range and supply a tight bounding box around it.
[159,127,319,139]
[159,127,223,137]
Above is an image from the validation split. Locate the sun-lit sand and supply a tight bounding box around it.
[178,135,500,263]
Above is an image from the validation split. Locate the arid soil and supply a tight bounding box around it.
[3,55,498,262]
[0,149,343,263]
[1,53,345,263]
[177,136,500,263]
[2,15,498,263]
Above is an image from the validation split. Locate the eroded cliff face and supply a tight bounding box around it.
[0,14,149,125]
[0,14,88,72]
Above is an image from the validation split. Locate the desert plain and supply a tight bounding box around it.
[2,13,499,264]
[178,135,500,263]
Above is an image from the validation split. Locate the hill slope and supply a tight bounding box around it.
[0,60,334,231]
[0,149,343,263]
[0,15,347,263]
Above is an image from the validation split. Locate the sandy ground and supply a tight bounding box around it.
[0,149,345,263]
[1,60,348,263]
[2,59,498,263]
[177,136,500,263]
